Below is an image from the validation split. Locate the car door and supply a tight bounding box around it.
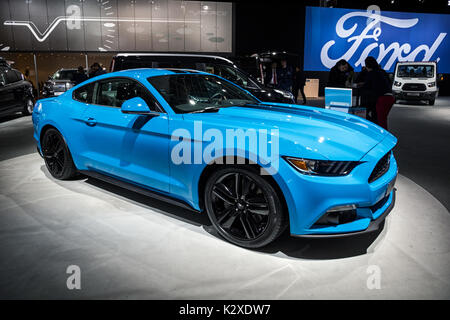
[81,77,170,193]
[0,69,19,114]
[0,70,13,114]
[7,70,25,108]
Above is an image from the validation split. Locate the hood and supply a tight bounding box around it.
[184,103,394,161]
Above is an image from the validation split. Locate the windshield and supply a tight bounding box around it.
[52,70,77,80]
[397,65,434,78]
[147,74,259,114]
[204,64,259,89]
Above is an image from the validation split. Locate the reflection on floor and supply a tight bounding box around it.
[0,154,449,299]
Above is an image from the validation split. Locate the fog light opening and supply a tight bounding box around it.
[315,205,357,226]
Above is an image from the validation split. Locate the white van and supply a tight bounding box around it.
[392,61,438,105]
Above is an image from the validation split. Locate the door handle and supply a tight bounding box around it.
[84,117,97,126]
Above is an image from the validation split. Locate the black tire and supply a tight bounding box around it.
[41,128,77,180]
[204,166,286,248]
[429,99,435,106]
[22,97,34,116]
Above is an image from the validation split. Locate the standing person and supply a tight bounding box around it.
[266,61,278,87]
[277,59,293,92]
[355,66,368,107]
[327,59,353,88]
[89,62,106,78]
[73,66,88,85]
[292,66,307,104]
[359,56,394,129]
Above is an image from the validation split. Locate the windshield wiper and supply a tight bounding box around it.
[189,107,221,113]
[188,102,260,114]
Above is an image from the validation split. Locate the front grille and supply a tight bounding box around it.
[368,151,391,183]
[53,84,66,92]
[402,83,426,91]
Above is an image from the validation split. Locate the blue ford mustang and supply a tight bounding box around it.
[32,68,397,248]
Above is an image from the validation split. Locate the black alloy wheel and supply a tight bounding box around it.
[42,128,77,180]
[204,166,286,248]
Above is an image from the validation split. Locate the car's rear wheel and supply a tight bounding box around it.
[42,128,77,180]
[22,97,34,115]
[204,166,286,248]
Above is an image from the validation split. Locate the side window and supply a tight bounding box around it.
[73,82,95,103]
[95,78,161,111]
[5,69,20,83]
[14,70,24,81]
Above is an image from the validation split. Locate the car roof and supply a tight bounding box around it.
[114,53,235,65]
[396,61,436,65]
[78,68,210,84]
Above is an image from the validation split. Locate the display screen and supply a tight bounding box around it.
[304,6,450,73]
[0,0,233,53]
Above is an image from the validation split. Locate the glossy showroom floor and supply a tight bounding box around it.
[0,98,449,299]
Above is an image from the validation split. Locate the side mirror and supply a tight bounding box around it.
[121,97,160,116]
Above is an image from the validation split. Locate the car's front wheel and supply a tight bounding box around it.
[204,166,286,248]
[41,128,77,180]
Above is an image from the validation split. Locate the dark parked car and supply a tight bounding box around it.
[110,53,295,103]
[0,67,34,117]
[42,68,80,97]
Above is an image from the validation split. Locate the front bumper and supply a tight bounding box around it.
[393,90,437,100]
[278,135,398,236]
[292,188,396,238]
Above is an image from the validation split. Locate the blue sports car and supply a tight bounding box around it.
[32,68,397,248]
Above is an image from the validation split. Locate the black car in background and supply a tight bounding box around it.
[110,53,295,103]
[42,68,80,97]
[0,65,34,117]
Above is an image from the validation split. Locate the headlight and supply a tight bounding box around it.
[427,82,436,87]
[65,82,74,90]
[394,81,402,87]
[284,156,362,176]
[274,89,294,99]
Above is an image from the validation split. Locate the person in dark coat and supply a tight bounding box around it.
[277,59,293,91]
[88,62,107,78]
[73,66,88,85]
[292,66,306,104]
[355,66,368,107]
[359,56,394,128]
[327,59,353,88]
